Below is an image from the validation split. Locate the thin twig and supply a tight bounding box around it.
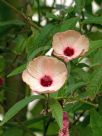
[57,96,98,108]
[0,0,41,30]
[36,0,41,25]
[79,99,98,108]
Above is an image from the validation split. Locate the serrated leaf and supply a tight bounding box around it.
[0,95,43,126]
[49,98,63,128]
[90,110,102,136]
[7,64,26,77]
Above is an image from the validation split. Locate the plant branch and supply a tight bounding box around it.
[57,96,98,108]
[0,0,41,30]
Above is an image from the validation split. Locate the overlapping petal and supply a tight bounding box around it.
[52,30,89,62]
[22,56,67,94]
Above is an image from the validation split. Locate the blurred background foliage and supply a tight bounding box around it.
[0,0,102,135]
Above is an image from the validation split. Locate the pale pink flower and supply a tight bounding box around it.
[22,56,67,94]
[52,30,89,62]
[59,112,70,136]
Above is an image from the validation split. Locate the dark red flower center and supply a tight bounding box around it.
[40,75,53,87]
[64,47,74,57]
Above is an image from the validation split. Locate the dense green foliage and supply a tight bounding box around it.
[0,0,102,135]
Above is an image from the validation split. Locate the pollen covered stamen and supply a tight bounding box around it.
[64,47,74,57]
[40,75,53,87]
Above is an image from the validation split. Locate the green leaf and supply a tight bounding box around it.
[95,0,102,5]
[0,20,25,27]
[46,12,58,19]
[91,48,102,66]
[75,0,85,14]
[87,40,102,56]
[12,35,27,55]
[60,17,79,31]
[70,126,93,136]
[26,18,79,60]
[64,6,75,15]
[7,64,26,77]
[28,45,50,61]
[83,16,102,25]
[3,127,23,136]
[71,67,89,82]
[86,68,102,97]
[49,98,63,128]
[26,23,59,60]
[0,95,43,126]
[65,82,86,95]
[90,110,102,136]
[96,8,102,16]
[65,102,92,113]
[87,32,102,41]
[0,19,25,36]
[24,116,48,126]
[46,122,59,135]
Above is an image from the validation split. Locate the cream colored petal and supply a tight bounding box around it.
[52,30,81,55]
[76,35,89,56]
[44,57,67,77]
[27,56,67,78]
[33,89,56,94]
[39,73,67,93]
[22,69,41,91]
[22,70,51,93]
[68,35,89,59]
[53,31,89,61]
[22,69,67,94]
[42,71,67,93]
[31,72,68,93]
[50,71,67,91]
[53,51,70,62]
[27,56,47,79]
[36,72,67,93]
[22,56,68,94]
[22,73,61,94]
